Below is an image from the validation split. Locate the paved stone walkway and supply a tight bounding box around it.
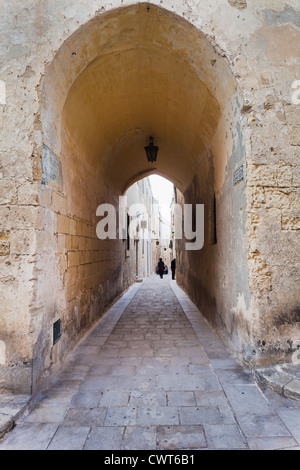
[0,275,300,450]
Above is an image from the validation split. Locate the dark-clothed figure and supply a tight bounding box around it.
[171,258,176,280]
[158,258,165,279]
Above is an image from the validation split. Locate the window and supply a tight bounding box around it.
[213,193,217,244]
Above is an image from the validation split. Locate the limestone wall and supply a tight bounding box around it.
[175,89,252,363]
[173,1,300,366]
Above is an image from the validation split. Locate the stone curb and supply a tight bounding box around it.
[0,394,31,439]
[0,414,14,438]
[255,364,300,403]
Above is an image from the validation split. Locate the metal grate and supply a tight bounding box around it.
[233,164,245,186]
[53,318,61,345]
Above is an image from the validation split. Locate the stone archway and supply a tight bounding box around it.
[37,3,249,391]
[1,1,299,395]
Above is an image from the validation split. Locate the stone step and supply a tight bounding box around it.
[255,364,300,403]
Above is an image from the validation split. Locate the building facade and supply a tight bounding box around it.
[0,1,299,394]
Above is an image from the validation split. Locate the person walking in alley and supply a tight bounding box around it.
[171,258,176,280]
[157,258,165,279]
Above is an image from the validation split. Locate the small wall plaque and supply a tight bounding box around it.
[233,164,245,186]
[41,144,63,189]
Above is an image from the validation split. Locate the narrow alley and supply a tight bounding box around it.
[0,275,300,451]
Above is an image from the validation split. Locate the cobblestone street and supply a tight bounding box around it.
[1,275,300,450]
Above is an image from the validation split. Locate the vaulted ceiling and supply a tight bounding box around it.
[43,3,236,204]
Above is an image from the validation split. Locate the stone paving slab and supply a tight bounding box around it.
[0,276,300,450]
[157,425,207,450]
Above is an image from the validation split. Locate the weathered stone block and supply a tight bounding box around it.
[65,234,72,251]
[276,164,293,187]
[3,206,44,230]
[38,186,52,208]
[57,214,71,234]
[290,127,300,146]
[0,181,17,204]
[0,239,10,255]
[66,282,78,302]
[248,250,272,296]
[71,235,85,251]
[70,219,77,235]
[79,250,86,265]
[292,167,300,187]
[57,253,67,274]
[281,215,300,231]
[52,190,67,215]
[264,188,290,209]
[57,233,66,254]
[248,186,265,208]
[68,251,80,268]
[247,164,277,187]
[65,266,78,286]
[289,189,300,213]
[10,230,36,255]
[17,182,39,205]
[285,106,300,126]
[0,231,10,242]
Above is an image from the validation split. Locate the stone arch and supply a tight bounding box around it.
[122,170,176,196]
[1,1,299,397]
[33,2,252,393]
[42,3,239,158]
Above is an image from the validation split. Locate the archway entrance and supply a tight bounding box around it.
[34,3,250,394]
[123,174,174,282]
